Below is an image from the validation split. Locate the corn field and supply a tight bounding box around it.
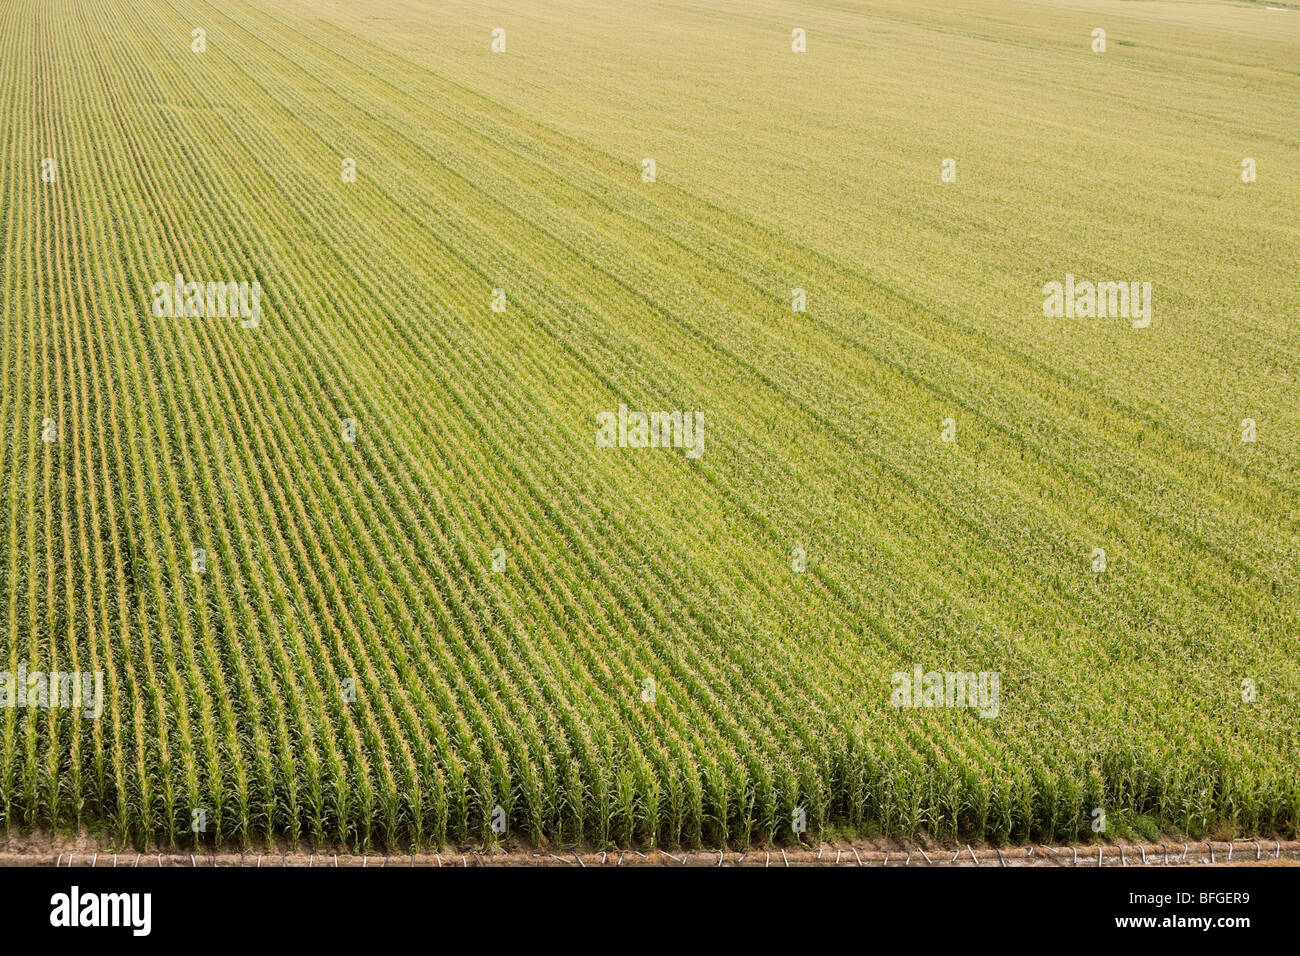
[0,0,1297,852]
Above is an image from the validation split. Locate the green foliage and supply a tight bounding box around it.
[1,0,1296,851]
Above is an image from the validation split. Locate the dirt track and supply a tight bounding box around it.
[5,839,1299,867]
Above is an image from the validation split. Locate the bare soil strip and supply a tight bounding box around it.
[5,839,1298,868]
